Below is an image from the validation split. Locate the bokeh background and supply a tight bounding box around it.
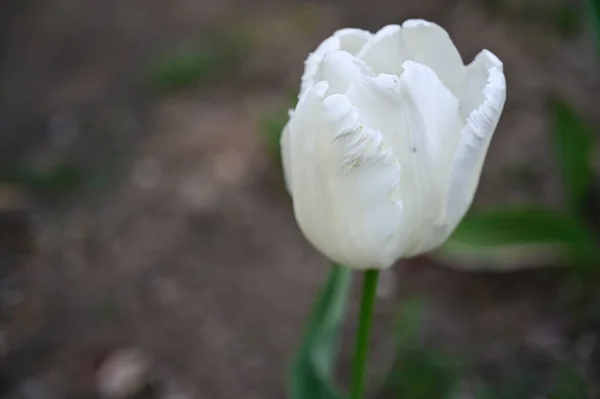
[1,0,600,398]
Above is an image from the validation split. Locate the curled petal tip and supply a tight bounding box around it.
[402,19,432,28]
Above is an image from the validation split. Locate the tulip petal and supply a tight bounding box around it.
[288,82,404,269]
[300,29,372,97]
[315,51,374,95]
[399,61,462,177]
[400,19,465,96]
[445,50,506,230]
[343,61,462,254]
[280,114,294,195]
[356,25,406,76]
[345,72,428,255]
[345,72,423,178]
[459,49,503,121]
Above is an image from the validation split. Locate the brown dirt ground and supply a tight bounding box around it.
[1,0,600,398]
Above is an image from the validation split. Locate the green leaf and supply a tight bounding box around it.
[549,365,588,399]
[0,162,83,197]
[585,0,600,55]
[550,97,595,215]
[149,50,220,92]
[437,208,600,269]
[289,264,352,399]
[147,29,254,93]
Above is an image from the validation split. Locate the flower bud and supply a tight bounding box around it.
[281,20,506,270]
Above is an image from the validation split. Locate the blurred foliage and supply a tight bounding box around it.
[384,300,465,399]
[548,365,588,399]
[477,374,539,399]
[386,301,591,399]
[258,90,298,162]
[149,50,222,92]
[552,3,583,38]
[148,29,253,93]
[586,0,600,53]
[440,207,600,271]
[477,364,588,399]
[0,158,129,202]
[483,0,581,39]
[260,107,288,163]
[289,264,351,399]
[0,162,83,198]
[550,97,595,216]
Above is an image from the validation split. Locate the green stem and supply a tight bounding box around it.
[350,269,380,399]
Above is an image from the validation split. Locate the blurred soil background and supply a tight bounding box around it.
[1,0,600,398]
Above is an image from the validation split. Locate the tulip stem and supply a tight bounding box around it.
[350,269,379,399]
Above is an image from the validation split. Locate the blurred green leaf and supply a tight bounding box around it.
[0,162,82,197]
[148,30,253,92]
[439,208,599,268]
[386,300,464,399]
[289,264,352,399]
[550,97,595,215]
[260,108,288,161]
[448,208,589,247]
[149,50,220,92]
[259,91,297,163]
[394,299,423,347]
[552,3,581,39]
[477,378,537,399]
[585,0,600,54]
[549,365,588,399]
[476,364,588,399]
[391,352,461,399]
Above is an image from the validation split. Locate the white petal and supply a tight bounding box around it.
[345,72,422,175]
[315,51,374,95]
[343,62,462,255]
[345,72,427,256]
[300,29,372,97]
[459,49,503,121]
[280,114,294,195]
[400,19,465,95]
[356,25,406,76]
[355,20,465,95]
[397,61,464,253]
[399,61,462,176]
[332,28,373,54]
[288,82,404,269]
[445,50,506,231]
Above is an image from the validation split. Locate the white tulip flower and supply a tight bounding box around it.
[281,20,506,270]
